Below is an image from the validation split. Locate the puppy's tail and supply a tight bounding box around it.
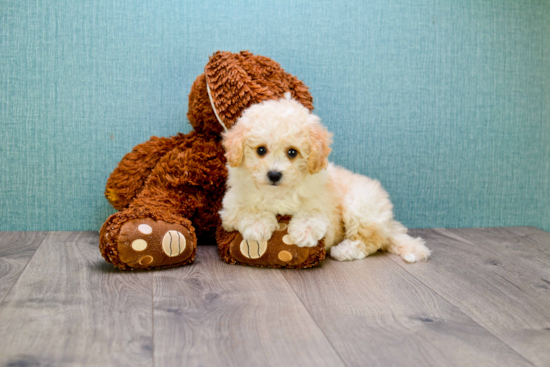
[385,221,431,263]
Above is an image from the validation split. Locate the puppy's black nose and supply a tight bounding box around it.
[267,171,282,183]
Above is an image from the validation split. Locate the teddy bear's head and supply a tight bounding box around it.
[187,51,314,135]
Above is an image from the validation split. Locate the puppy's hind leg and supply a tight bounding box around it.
[384,221,431,263]
[329,172,390,261]
[330,232,384,261]
[330,205,387,261]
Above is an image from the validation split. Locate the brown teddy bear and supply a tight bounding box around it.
[99,51,325,270]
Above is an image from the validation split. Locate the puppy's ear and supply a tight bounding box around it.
[307,117,333,174]
[222,124,247,167]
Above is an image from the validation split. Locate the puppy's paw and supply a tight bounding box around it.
[288,217,327,248]
[222,222,236,232]
[330,240,368,261]
[240,217,278,242]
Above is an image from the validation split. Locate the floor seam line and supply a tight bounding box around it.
[0,231,48,306]
[279,269,350,367]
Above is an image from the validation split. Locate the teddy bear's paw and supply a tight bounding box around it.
[115,218,196,269]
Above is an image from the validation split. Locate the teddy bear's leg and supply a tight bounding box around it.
[105,135,186,211]
[100,207,197,270]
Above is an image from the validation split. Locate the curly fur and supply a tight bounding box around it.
[220,97,431,263]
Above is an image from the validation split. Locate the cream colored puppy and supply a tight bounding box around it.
[220,96,431,263]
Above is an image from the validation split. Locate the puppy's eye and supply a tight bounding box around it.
[257,146,267,156]
[287,148,298,158]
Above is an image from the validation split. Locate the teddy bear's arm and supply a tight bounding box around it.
[105,135,184,211]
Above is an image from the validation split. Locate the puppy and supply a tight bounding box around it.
[220,96,431,263]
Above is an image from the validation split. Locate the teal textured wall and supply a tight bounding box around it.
[1,0,549,232]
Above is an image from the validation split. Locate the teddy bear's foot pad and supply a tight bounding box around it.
[218,217,326,269]
[117,218,196,269]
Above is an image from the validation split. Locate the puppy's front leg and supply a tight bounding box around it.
[288,212,329,248]
[221,204,278,241]
[237,213,279,242]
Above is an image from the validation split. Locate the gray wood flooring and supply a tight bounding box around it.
[0,227,549,367]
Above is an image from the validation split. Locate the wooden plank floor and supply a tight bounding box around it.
[0,227,549,367]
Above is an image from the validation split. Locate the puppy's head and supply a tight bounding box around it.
[222,96,332,189]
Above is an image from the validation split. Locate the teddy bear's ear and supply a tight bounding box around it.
[205,51,315,130]
[286,74,314,112]
[205,51,273,130]
[306,116,333,174]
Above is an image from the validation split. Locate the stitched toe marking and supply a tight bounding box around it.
[131,239,148,251]
[138,224,153,234]
[240,239,268,259]
[162,230,187,257]
[139,255,153,265]
[282,234,294,245]
[278,250,293,262]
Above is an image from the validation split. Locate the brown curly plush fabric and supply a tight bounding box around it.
[99,51,317,270]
